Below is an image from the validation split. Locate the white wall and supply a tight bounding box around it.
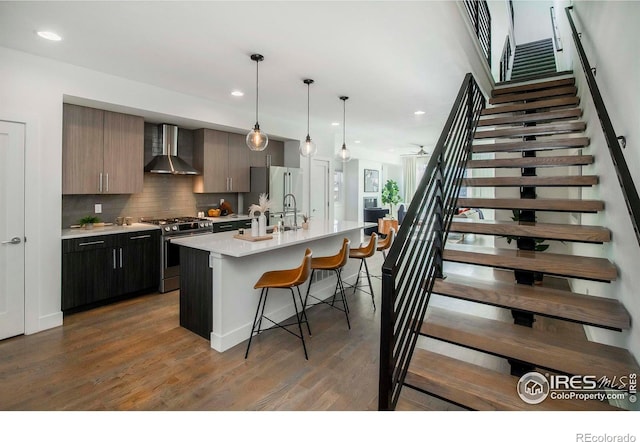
[555,1,640,362]
[512,0,555,45]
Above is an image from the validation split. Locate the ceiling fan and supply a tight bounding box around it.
[401,144,430,157]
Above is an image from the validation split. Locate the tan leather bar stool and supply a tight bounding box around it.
[348,233,378,311]
[372,228,396,280]
[303,238,351,329]
[245,248,313,360]
[377,227,396,260]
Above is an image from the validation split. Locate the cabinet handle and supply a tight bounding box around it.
[266,154,271,167]
[230,177,233,191]
[113,249,117,269]
[119,248,123,268]
[79,240,105,247]
[105,173,109,192]
[219,224,233,228]
[130,235,151,240]
[99,173,103,193]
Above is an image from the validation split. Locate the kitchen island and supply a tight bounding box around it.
[171,220,374,352]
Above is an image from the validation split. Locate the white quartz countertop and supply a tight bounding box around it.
[61,223,161,240]
[171,220,375,258]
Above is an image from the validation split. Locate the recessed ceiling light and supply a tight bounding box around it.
[231,90,244,97]
[354,140,361,144]
[331,122,340,126]
[414,110,426,115]
[37,31,62,41]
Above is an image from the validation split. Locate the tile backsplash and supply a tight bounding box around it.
[62,174,238,227]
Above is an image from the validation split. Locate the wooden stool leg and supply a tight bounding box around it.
[290,288,308,360]
[245,287,267,359]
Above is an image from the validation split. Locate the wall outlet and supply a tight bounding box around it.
[94,204,102,214]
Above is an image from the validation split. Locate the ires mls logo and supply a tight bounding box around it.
[517,372,549,404]
[517,371,638,405]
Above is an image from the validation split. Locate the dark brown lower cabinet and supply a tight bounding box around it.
[62,230,160,312]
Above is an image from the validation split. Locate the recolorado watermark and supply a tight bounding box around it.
[517,371,637,405]
[576,434,636,442]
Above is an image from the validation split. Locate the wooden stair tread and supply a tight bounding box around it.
[472,136,590,153]
[461,175,597,187]
[474,121,586,139]
[443,244,617,282]
[494,74,571,94]
[449,219,611,243]
[406,348,618,411]
[488,86,577,105]
[466,155,594,169]
[481,96,580,116]
[421,307,638,381]
[457,197,604,213]
[494,71,573,88]
[433,274,629,330]
[477,108,582,127]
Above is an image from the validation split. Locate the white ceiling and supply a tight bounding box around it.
[0,1,488,158]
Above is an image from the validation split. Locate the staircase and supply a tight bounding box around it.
[510,38,557,80]
[396,75,639,411]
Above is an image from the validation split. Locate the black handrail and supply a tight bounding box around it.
[378,73,485,410]
[566,6,640,246]
[464,0,492,68]
[499,35,512,82]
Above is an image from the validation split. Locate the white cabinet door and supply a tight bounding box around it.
[0,121,25,340]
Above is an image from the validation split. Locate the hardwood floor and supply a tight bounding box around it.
[0,255,387,411]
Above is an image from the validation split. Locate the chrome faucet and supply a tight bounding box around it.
[283,193,298,230]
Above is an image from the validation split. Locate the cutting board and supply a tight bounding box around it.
[233,233,273,242]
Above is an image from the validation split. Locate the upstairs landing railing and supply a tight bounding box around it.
[378,73,485,410]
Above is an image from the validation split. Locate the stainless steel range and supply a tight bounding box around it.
[141,217,214,293]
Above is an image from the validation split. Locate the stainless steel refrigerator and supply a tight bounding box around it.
[250,166,303,225]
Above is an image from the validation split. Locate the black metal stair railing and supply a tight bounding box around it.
[378,73,485,410]
[566,6,640,246]
[499,35,512,82]
[464,0,492,68]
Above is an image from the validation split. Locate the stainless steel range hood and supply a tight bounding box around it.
[144,124,200,175]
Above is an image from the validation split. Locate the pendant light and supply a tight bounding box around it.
[337,96,351,162]
[246,53,268,151]
[299,79,317,157]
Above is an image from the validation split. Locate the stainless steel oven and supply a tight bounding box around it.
[141,217,213,293]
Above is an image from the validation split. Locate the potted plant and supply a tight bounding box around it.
[381,179,402,219]
[79,215,100,230]
[301,214,310,230]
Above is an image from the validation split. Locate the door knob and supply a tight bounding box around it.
[1,237,21,245]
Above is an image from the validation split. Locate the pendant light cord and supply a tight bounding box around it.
[307,83,310,136]
[255,60,259,125]
[342,99,346,146]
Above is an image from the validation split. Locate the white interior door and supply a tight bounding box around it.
[310,159,330,222]
[0,121,25,340]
